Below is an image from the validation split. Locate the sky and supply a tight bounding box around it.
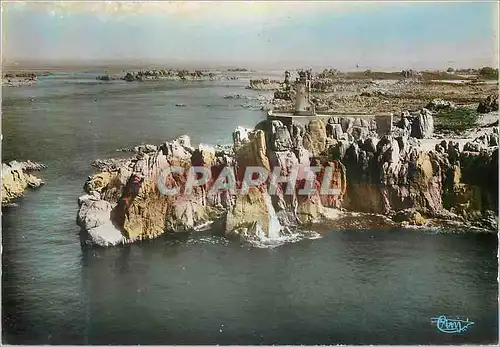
[1,1,499,70]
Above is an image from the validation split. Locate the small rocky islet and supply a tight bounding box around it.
[95,68,240,82]
[3,67,498,247]
[2,161,47,206]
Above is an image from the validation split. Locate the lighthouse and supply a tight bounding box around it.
[294,70,315,116]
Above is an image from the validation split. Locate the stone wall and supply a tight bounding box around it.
[267,113,393,140]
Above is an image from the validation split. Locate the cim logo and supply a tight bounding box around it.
[431,316,475,334]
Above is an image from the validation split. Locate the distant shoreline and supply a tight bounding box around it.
[3,60,497,75]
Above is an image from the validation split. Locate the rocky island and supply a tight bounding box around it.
[77,69,498,247]
[2,72,39,87]
[96,69,240,82]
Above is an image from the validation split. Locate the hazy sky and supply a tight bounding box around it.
[2,1,499,70]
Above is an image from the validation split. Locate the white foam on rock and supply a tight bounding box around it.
[245,230,322,249]
[321,207,342,220]
[197,143,216,155]
[193,220,214,231]
[264,192,282,239]
[88,224,126,247]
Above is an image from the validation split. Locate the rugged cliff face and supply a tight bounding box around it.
[2,161,46,205]
[338,134,498,229]
[77,116,498,247]
[77,138,232,246]
[77,119,348,246]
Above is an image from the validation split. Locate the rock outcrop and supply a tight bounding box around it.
[274,89,294,101]
[77,116,349,246]
[410,108,434,139]
[122,69,220,82]
[248,79,281,90]
[2,161,46,205]
[3,73,39,87]
[77,137,226,246]
[401,69,420,79]
[96,75,120,81]
[77,114,498,247]
[393,108,434,139]
[426,99,457,112]
[325,116,379,142]
[303,119,328,156]
[230,119,346,234]
[336,134,498,229]
[477,95,499,113]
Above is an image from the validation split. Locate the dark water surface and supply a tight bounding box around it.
[2,72,498,345]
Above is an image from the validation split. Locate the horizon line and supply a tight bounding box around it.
[3,58,498,72]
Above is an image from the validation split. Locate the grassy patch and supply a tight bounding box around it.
[342,71,403,80]
[434,107,479,134]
